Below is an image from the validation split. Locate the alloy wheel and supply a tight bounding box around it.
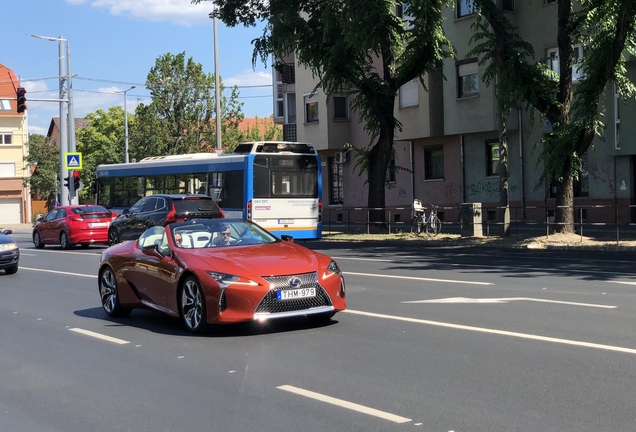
[180,277,207,333]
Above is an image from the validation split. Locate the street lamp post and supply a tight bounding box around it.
[29,34,73,204]
[120,86,136,163]
[213,14,222,150]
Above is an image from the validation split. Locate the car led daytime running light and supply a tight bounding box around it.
[205,271,258,288]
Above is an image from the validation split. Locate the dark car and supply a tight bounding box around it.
[108,194,224,245]
[0,229,19,275]
[32,205,117,249]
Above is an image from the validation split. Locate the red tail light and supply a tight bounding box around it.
[318,200,322,223]
[165,206,187,224]
[111,213,118,219]
[247,200,252,220]
[68,214,82,222]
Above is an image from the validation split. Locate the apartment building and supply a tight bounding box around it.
[0,63,30,224]
[273,1,636,226]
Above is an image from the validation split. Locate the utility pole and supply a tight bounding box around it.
[58,39,69,206]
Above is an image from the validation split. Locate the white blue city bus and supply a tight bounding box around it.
[94,141,323,239]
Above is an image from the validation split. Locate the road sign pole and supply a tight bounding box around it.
[58,39,69,206]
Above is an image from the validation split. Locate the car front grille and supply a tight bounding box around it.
[255,272,332,315]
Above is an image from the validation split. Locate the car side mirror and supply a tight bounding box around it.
[2,229,12,235]
[37,217,44,222]
[122,209,130,216]
[280,235,294,243]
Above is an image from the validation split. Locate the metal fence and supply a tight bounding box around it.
[323,203,636,243]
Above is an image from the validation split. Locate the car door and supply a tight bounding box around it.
[40,209,59,242]
[50,208,68,243]
[129,226,180,313]
[131,197,159,239]
[119,198,147,241]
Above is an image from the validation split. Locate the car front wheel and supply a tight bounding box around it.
[180,276,208,333]
[33,231,44,249]
[99,267,131,317]
[60,232,72,250]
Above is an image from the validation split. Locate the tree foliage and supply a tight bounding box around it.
[194,0,454,218]
[129,51,244,159]
[24,134,59,209]
[75,106,130,202]
[469,0,636,232]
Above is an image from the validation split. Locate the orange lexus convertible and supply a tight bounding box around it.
[98,218,346,333]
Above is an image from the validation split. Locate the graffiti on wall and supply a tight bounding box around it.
[587,163,614,195]
[441,182,461,203]
[467,180,519,197]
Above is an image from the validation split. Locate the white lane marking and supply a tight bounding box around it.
[609,281,636,286]
[344,271,492,285]
[69,328,130,345]
[344,309,636,355]
[19,253,37,256]
[21,267,97,278]
[334,256,636,277]
[277,385,411,424]
[404,297,617,308]
[332,256,393,262]
[22,248,100,256]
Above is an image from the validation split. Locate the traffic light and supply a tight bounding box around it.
[63,174,70,189]
[16,87,27,114]
[73,171,81,190]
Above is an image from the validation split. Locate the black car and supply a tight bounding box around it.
[0,229,19,275]
[108,194,224,245]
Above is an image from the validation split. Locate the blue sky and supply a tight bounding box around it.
[4,0,274,135]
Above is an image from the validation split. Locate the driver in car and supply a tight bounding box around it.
[211,224,233,246]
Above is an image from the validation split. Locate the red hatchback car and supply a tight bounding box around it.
[33,205,117,249]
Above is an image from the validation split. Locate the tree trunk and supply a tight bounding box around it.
[555,159,575,233]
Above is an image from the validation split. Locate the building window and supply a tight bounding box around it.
[397,2,414,30]
[329,157,344,205]
[500,0,514,11]
[0,100,11,111]
[399,79,418,108]
[424,146,444,180]
[0,132,12,145]
[304,93,319,123]
[456,0,475,18]
[275,83,284,119]
[547,44,584,82]
[457,60,479,98]
[0,162,15,177]
[286,93,297,124]
[614,83,620,150]
[333,96,348,120]
[386,149,396,183]
[486,140,500,177]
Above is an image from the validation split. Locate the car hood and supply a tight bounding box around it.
[0,234,16,245]
[180,242,320,277]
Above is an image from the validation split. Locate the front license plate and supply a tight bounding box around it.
[277,288,316,301]
[90,222,108,228]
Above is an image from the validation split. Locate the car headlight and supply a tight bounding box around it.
[205,271,258,288]
[0,243,17,252]
[323,260,342,279]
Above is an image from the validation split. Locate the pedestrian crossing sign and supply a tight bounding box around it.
[65,152,83,170]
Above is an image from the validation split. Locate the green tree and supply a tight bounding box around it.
[75,106,131,202]
[130,52,244,158]
[24,134,59,209]
[469,0,636,233]
[194,0,454,221]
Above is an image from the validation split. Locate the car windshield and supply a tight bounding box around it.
[170,219,278,249]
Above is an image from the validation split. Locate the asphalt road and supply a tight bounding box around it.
[2,232,636,432]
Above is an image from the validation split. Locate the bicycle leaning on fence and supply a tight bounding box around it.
[412,199,442,237]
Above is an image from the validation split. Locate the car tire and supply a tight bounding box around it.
[60,232,72,250]
[108,228,120,246]
[5,265,18,275]
[179,276,208,333]
[99,266,132,317]
[33,231,45,249]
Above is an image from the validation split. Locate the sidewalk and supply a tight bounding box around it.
[0,223,34,233]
